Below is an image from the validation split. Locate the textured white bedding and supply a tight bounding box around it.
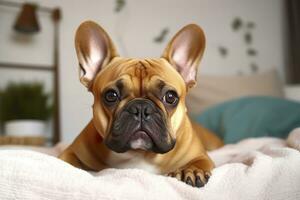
[0,129,300,200]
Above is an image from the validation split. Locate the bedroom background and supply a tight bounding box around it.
[0,0,299,144]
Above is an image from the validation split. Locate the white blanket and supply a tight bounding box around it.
[0,129,300,200]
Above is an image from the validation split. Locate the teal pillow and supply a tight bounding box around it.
[193,96,300,144]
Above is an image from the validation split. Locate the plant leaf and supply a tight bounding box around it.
[247,48,257,56]
[232,17,243,31]
[218,46,228,57]
[244,32,252,44]
[154,28,169,43]
[115,0,126,13]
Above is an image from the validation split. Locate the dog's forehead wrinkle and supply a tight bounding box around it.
[110,58,175,99]
[137,61,148,96]
[116,79,123,91]
[157,80,166,90]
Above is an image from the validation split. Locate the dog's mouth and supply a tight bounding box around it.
[105,123,175,154]
[105,127,175,154]
[127,130,153,150]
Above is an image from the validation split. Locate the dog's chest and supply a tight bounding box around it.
[105,151,160,174]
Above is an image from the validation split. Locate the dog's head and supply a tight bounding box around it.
[75,21,205,154]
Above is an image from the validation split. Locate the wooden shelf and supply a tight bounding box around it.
[0,2,62,145]
[0,135,46,146]
[0,62,54,71]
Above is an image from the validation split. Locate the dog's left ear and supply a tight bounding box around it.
[162,24,205,88]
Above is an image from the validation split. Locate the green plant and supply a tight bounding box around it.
[0,82,52,122]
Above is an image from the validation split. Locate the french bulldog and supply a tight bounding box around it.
[59,21,223,187]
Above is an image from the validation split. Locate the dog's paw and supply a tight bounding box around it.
[167,166,211,188]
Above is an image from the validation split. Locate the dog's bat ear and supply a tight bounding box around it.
[162,24,205,88]
[75,21,118,88]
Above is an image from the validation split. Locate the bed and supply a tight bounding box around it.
[0,70,300,200]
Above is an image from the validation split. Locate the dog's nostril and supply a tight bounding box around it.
[128,106,139,116]
[144,106,153,116]
[143,106,154,120]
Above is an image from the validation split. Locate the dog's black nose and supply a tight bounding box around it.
[126,99,155,120]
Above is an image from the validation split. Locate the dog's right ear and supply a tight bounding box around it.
[75,21,118,88]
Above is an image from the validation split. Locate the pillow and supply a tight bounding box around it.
[193,96,300,144]
[284,84,300,102]
[186,69,284,114]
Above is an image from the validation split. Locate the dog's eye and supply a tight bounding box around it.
[163,90,179,105]
[104,89,119,104]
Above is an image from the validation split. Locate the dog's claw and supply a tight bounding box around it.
[186,177,193,186]
[167,167,211,188]
[204,172,211,181]
[195,175,204,188]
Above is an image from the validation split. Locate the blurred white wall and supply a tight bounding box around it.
[0,0,287,142]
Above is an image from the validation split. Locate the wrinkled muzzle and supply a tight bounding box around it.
[105,98,175,153]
